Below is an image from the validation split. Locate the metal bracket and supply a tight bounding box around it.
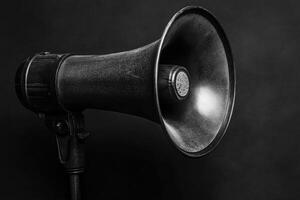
[44,112,90,173]
[43,112,90,200]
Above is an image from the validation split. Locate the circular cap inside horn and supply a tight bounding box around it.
[173,67,190,98]
[155,6,235,157]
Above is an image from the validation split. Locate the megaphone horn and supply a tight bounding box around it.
[16,6,235,157]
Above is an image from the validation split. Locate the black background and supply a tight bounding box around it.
[1,0,300,199]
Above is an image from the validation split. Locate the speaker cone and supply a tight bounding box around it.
[155,6,235,156]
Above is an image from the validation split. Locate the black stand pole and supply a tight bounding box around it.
[45,112,90,200]
[70,174,81,200]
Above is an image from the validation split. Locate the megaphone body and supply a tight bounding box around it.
[16,6,235,157]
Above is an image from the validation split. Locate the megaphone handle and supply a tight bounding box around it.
[44,112,90,200]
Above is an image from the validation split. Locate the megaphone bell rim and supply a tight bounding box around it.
[154,6,236,157]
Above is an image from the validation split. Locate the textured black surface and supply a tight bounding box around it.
[57,41,158,120]
[15,53,66,113]
[1,0,300,199]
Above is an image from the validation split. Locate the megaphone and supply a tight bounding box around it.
[15,6,235,199]
[16,6,235,156]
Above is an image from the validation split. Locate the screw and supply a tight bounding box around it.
[40,51,50,55]
[37,113,45,119]
[77,131,90,140]
[56,121,68,135]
